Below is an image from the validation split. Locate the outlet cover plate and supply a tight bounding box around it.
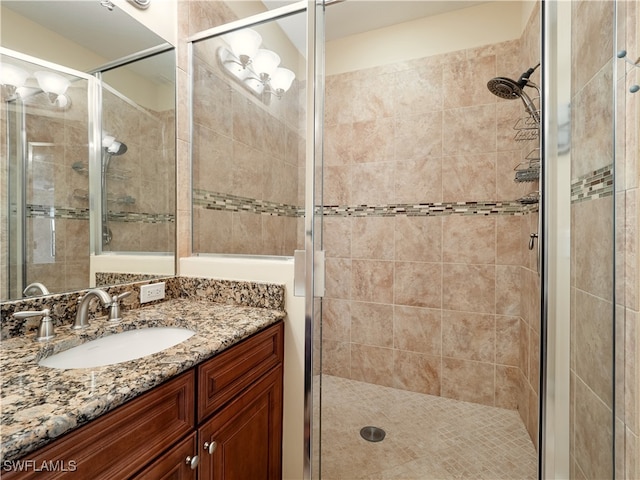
[140,282,166,303]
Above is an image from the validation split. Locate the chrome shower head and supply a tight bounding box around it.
[487,77,523,99]
[487,63,541,124]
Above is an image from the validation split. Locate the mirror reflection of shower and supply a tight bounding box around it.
[101,135,128,245]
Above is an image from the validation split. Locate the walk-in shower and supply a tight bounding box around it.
[186,1,626,478]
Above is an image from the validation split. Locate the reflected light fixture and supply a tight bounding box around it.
[0,64,29,99]
[34,71,72,108]
[218,28,296,104]
[0,65,72,109]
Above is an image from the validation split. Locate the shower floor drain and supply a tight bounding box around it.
[360,426,386,442]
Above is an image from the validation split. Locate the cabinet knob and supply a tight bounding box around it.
[185,455,199,470]
[204,441,217,454]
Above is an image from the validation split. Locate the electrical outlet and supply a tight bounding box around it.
[140,282,165,303]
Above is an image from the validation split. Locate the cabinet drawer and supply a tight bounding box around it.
[133,432,197,480]
[198,321,283,422]
[3,371,195,480]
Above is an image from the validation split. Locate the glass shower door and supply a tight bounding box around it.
[315,1,543,478]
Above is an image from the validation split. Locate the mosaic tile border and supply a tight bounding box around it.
[571,165,613,203]
[193,189,302,217]
[27,204,89,220]
[194,190,538,218]
[321,201,537,217]
[25,204,174,224]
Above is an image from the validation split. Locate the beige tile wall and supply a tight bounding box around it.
[322,7,542,447]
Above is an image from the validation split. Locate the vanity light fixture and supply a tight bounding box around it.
[218,28,296,104]
[127,0,151,9]
[34,71,72,108]
[100,0,115,11]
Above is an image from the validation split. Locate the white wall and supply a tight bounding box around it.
[180,256,305,480]
[326,1,525,75]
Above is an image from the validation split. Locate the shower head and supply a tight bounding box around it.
[487,63,541,124]
[487,76,523,99]
[487,63,541,99]
[106,140,128,156]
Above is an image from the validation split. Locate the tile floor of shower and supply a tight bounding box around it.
[314,375,537,480]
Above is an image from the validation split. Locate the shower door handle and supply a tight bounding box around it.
[293,250,325,297]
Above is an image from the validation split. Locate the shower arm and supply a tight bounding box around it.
[519,82,541,124]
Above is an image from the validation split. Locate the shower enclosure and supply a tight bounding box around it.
[316,2,542,478]
[186,1,625,478]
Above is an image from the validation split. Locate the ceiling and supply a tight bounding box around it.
[3,1,486,63]
[1,0,166,65]
[2,0,487,72]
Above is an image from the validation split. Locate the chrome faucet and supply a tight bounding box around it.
[73,288,113,330]
[23,282,50,297]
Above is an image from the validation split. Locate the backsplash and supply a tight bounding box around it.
[0,276,285,340]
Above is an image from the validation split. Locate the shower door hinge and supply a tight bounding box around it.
[293,250,325,298]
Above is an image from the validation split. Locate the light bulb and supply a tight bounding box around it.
[102,135,116,148]
[225,29,262,61]
[34,71,70,95]
[270,68,295,93]
[252,49,280,78]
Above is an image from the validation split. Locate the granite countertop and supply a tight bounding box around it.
[0,298,286,462]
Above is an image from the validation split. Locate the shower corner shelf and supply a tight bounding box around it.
[518,191,540,204]
[514,159,540,183]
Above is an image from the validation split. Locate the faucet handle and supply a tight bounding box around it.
[108,291,131,322]
[13,308,55,342]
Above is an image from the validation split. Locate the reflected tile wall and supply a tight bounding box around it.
[322,5,541,438]
[101,92,176,254]
[14,85,91,298]
[191,33,304,257]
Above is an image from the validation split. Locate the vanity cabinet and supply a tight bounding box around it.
[196,322,284,480]
[4,322,284,480]
[2,371,195,480]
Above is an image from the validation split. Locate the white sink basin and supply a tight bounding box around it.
[39,327,196,369]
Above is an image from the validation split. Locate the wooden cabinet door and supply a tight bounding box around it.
[133,432,198,480]
[3,372,195,480]
[198,367,283,480]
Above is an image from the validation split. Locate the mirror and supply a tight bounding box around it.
[1,2,176,301]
